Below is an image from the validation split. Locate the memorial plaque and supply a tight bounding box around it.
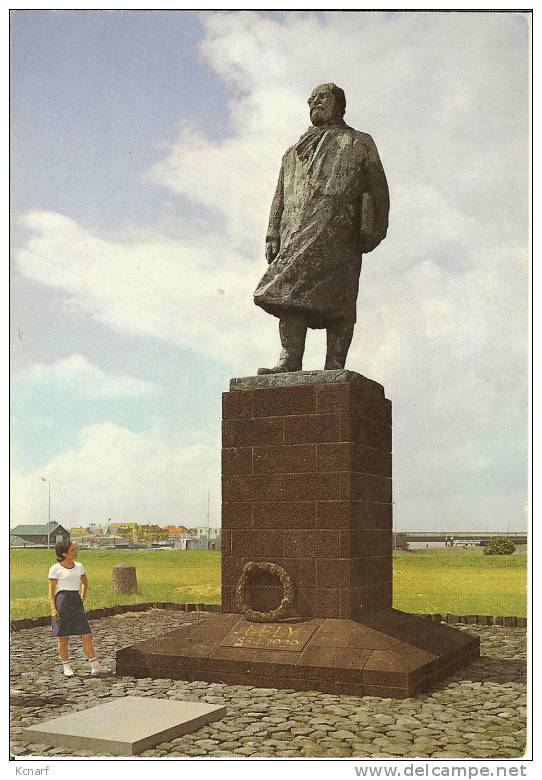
[220,620,319,651]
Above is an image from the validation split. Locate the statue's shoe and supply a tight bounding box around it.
[257,364,301,375]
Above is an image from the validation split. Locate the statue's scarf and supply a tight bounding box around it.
[295,119,346,164]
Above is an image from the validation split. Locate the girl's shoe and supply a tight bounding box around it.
[90,660,111,676]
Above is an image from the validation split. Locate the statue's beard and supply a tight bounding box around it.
[310,106,337,126]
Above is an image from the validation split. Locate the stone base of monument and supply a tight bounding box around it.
[22,697,226,756]
[116,611,479,698]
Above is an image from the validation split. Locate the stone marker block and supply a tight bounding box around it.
[22,696,226,756]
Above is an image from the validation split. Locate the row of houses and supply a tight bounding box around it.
[10,522,222,550]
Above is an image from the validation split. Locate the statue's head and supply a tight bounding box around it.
[308,83,346,127]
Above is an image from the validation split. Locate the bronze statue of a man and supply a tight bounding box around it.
[254,83,389,373]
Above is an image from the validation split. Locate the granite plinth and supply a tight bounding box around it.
[116,611,480,699]
[230,369,384,392]
[22,696,226,756]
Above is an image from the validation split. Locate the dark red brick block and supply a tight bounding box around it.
[222,476,231,502]
[364,530,393,557]
[352,501,393,530]
[252,501,316,529]
[284,530,315,558]
[317,442,353,472]
[316,383,353,413]
[232,416,283,446]
[282,444,317,473]
[222,447,253,475]
[351,391,392,426]
[339,588,363,619]
[352,445,392,477]
[285,472,339,501]
[253,445,283,474]
[222,419,233,447]
[316,500,354,529]
[220,555,237,587]
[221,585,232,613]
[338,529,354,557]
[231,529,283,558]
[222,502,253,529]
[253,385,316,417]
[364,556,393,584]
[316,558,353,589]
[339,473,392,502]
[340,413,392,450]
[252,444,317,474]
[359,582,393,609]
[318,382,391,424]
[222,390,254,419]
[313,529,340,558]
[221,528,231,553]
[298,588,341,618]
[230,474,284,502]
[284,413,340,444]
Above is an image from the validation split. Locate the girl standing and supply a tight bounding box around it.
[48,540,110,677]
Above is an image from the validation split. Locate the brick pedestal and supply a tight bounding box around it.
[221,370,393,618]
[116,370,480,698]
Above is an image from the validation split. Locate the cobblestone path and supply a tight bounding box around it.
[10,610,527,759]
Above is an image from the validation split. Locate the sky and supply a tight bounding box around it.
[10,9,530,532]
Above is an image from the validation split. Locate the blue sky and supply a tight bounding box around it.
[10,10,530,531]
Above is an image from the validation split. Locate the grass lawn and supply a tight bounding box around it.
[392,545,527,616]
[10,549,221,619]
[10,545,527,619]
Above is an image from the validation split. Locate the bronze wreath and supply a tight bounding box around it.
[236,561,295,622]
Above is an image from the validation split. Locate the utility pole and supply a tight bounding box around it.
[41,477,51,548]
[207,491,210,551]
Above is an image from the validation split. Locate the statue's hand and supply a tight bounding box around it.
[265,240,279,264]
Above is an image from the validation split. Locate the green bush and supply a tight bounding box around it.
[483,537,516,555]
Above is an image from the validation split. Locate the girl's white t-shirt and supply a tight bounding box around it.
[48,561,85,593]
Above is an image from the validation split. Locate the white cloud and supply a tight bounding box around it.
[16,209,270,373]
[15,354,158,399]
[10,423,220,529]
[12,11,529,529]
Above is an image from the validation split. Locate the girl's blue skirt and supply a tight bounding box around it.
[51,591,92,637]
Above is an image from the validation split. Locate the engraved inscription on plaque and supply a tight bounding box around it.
[220,620,319,652]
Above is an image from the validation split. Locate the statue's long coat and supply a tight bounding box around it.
[254,122,389,328]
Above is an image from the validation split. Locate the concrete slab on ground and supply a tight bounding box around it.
[22,696,226,756]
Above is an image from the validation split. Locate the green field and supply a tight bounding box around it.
[10,546,527,619]
[10,549,221,619]
[392,546,527,616]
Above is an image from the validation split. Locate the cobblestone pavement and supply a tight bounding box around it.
[10,610,527,759]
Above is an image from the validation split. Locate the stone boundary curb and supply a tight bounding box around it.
[9,603,527,631]
[414,612,527,628]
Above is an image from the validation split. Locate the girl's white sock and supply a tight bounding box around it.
[61,661,73,676]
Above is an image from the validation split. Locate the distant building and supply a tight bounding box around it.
[10,523,70,548]
[70,533,136,548]
[174,528,221,551]
[166,525,187,536]
[9,535,33,548]
[104,521,138,538]
[69,527,89,537]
